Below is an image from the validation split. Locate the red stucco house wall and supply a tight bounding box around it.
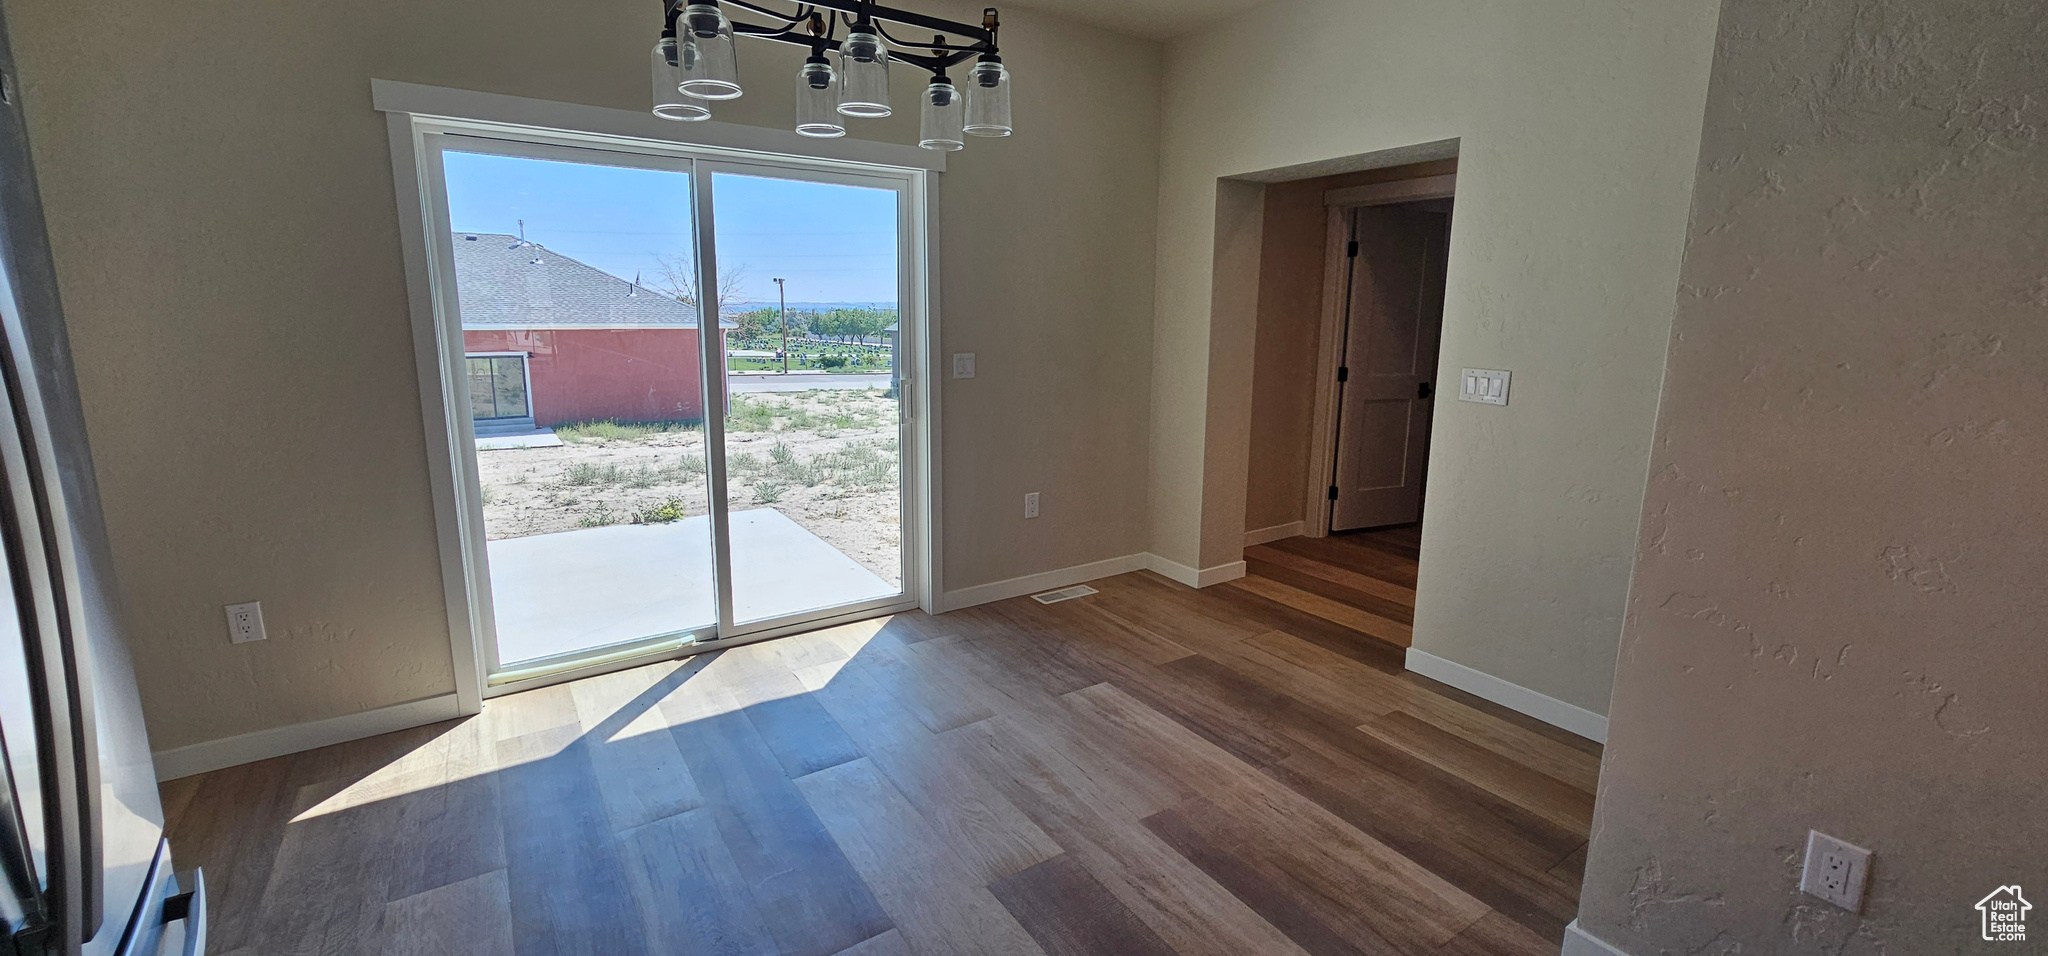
[464,328,726,427]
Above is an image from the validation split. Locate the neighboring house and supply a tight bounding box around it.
[453,233,733,430]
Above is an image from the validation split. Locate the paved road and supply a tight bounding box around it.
[729,372,892,393]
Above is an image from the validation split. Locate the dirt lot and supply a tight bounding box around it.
[475,388,901,585]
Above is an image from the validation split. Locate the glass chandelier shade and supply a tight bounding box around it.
[795,58,846,137]
[919,76,964,151]
[651,36,712,120]
[964,59,1011,136]
[836,30,892,118]
[678,4,742,100]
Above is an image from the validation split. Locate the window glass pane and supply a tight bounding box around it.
[443,146,713,667]
[493,358,528,419]
[712,170,905,625]
[467,357,498,419]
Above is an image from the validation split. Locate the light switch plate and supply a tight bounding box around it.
[1459,368,1511,406]
[1800,829,1871,912]
[952,353,976,379]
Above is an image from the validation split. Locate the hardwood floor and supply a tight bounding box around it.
[159,566,1599,955]
[1235,525,1423,647]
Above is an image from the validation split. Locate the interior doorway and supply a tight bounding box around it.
[1327,196,1452,532]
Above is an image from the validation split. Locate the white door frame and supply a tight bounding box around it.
[377,81,943,711]
[1304,174,1456,538]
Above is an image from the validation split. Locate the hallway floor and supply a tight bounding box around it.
[1236,525,1422,648]
[160,566,1598,956]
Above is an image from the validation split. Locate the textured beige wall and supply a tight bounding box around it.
[10,0,1158,750]
[1153,0,1721,711]
[1576,0,2048,950]
[1243,160,1456,535]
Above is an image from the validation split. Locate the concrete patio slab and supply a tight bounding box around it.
[477,428,563,450]
[486,508,895,667]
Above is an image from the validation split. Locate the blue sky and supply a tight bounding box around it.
[441,150,898,306]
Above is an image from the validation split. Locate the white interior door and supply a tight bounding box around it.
[1330,202,1450,532]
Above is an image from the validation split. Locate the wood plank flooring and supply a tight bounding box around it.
[160,563,1599,956]
[1234,525,1424,647]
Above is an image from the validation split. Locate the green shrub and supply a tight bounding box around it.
[753,479,787,503]
[563,460,701,489]
[632,496,693,524]
[555,419,697,443]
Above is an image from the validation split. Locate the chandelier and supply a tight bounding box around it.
[651,0,1013,150]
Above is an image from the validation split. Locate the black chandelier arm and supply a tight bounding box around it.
[871,21,983,53]
[661,0,993,71]
[728,14,979,70]
[723,0,813,26]
[806,0,993,44]
[732,21,813,40]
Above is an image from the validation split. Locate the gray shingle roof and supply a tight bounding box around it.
[453,233,729,328]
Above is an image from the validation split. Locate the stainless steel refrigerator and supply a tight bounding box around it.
[0,3,205,954]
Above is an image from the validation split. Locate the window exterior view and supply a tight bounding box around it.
[456,232,729,432]
[438,148,910,671]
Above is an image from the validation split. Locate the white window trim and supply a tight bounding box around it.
[377,80,944,713]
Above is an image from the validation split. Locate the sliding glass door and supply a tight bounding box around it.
[705,164,905,626]
[422,133,920,689]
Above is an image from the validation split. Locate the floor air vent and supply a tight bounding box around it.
[1031,585,1098,604]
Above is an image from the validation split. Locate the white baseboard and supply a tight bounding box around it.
[1145,553,1246,589]
[152,693,463,781]
[1243,521,1305,548]
[935,550,1250,613]
[936,553,1149,612]
[1404,648,1609,743]
[1562,921,1633,956]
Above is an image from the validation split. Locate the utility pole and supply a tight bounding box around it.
[773,277,789,374]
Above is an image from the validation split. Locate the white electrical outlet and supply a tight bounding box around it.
[1024,492,1040,519]
[1459,368,1511,405]
[1800,829,1871,912]
[225,601,266,644]
[952,353,977,379]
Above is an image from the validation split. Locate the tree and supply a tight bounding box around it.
[652,255,752,315]
[729,308,779,342]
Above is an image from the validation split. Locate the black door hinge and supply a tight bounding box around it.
[1418,381,1433,399]
[1328,485,1340,501]
[1336,366,1349,383]
[1346,240,1359,258]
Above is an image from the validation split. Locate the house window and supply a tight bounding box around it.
[466,354,530,421]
